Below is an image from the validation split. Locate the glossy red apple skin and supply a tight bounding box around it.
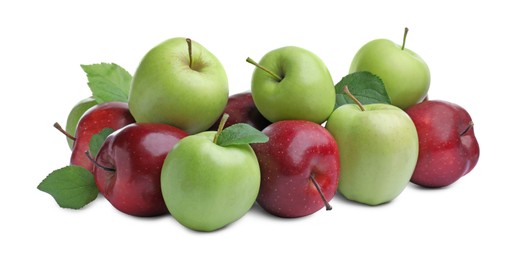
[70,102,135,172]
[209,92,271,131]
[93,123,188,217]
[406,100,480,188]
[251,120,340,218]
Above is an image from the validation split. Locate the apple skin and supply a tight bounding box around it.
[161,131,260,231]
[251,120,340,218]
[326,103,419,205]
[128,37,228,134]
[93,123,188,217]
[209,92,271,131]
[65,97,97,149]
[251,46,335,124]
[349,39,430,109]
[405,100,479,188]
[70,102,135,172]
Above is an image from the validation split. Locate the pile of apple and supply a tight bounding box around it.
[39,28,480,232]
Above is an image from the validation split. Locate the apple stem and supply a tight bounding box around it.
[85,151,116,172]
[460,121,474,136]
[343,86,366,111]
[246,57,282,82]
[402,27,409,50]
[310,175,332,211]
[213,113,230,144]
[186,38,193,68]
[53,122,76,141]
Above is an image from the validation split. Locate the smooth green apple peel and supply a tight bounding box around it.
[246,57,283,81]
[249,46,335,123]
[349,28,430,109]
[327,84,419,205]
[129,37,229,134]
[161,131,261,231]
[402,27,409,50]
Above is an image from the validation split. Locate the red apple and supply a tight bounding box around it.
[251,120,340,218]
[70,102,135,172]
[209,92,271,131]
[405,100,480,188]
[92,123,188,217]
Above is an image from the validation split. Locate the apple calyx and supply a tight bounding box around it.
[54,122,76,142]
[213,113,230,144]
[460,121,474,136]
[343,86,366,111]
[186,38,193,69]
[310,175,332,211]
[246,57,283,82]
[85,151,116,172]
[402,27,409,50]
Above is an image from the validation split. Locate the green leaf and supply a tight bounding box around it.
[37,166,99,209]
[334,71,391,109]
[81,63,132,103]
[89,128,115,158]
[216,123,269,147]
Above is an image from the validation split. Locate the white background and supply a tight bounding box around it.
[1,0,511,259]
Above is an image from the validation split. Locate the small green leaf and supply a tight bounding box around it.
[217,123,269,147]
[81,63,132,103]
[334,71,391,109]
[89,128,115,158]
[37,166,99,209]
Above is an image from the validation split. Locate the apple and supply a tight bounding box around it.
[161,119,261,231]
[65,97,97,149]
[209,92,271,131]
[251,120,340,218]
[405,100,480,188]
[92,123,187,217]
[129,37,228,134]
[326,87,419,205]
[349,28,430,109]
[247,46,335,124]
[70,102,135,172]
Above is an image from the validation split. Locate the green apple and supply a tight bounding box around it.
[247,46,335,124]
[161,130,261,231]
[349,28,430,109]
[65,97,97,149]
[325,87,418,205]
[129,37,228,134]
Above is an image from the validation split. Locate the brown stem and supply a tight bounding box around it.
[460,121,474,136]
[213,113,229,144]
[85,151,116,172]
[186,38,193,68]
[246,57,282,81]
[343,86,365,111]
[310,175,332,211]
[54,122,76,141]
[402,27,409,50]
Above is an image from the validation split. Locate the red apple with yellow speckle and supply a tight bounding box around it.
[251,120,340,217]
[405,100,479,188]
